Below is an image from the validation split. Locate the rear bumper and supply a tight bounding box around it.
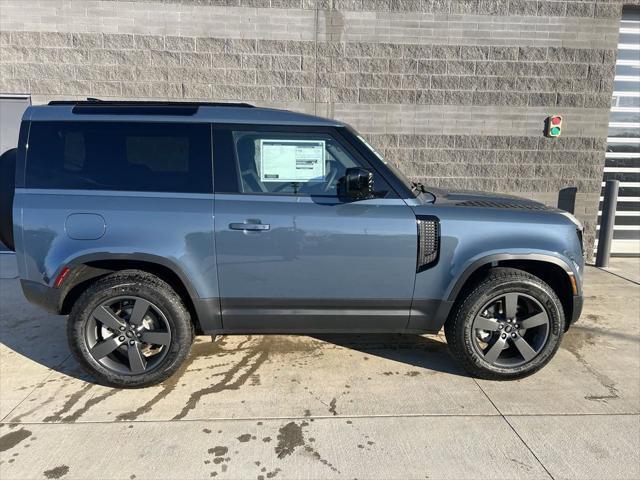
[20,279,61,314]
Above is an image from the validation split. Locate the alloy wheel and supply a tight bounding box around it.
[85,296,172,375]
[471,292,550,368]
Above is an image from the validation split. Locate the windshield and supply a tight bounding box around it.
[349,128,415,193]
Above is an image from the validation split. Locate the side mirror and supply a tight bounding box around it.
[338,167,374,200]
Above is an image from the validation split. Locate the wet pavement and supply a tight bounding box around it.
[1,255,638,479]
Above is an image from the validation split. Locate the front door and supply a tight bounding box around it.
[213,124,417,332]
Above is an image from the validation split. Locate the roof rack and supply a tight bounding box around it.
[48,99,255,108]
[47,98,255,116]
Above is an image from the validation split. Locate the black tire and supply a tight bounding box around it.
[68,270,194,388]
[445,267,565,380]
[0,148,17,251]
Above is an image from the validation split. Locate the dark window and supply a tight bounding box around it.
[26,121,212,193]
[214,126,390,196]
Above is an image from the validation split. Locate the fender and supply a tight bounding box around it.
[446,252,579,302]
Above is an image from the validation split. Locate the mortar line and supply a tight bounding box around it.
[0,353,71,423]
[473,378,556,480]
[2,412,638,426]
[313,0,319,116]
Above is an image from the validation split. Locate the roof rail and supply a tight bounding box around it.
[48,99,255,108]
[47,98,255,116]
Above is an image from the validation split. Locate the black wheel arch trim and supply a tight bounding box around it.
[50,252,222,332]
[56,252,200,298]
[446,253,579,303]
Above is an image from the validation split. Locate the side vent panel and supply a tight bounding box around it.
[455,200,548,211]
[417,216,440,272]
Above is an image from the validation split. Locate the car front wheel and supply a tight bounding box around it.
[445,267,565,380]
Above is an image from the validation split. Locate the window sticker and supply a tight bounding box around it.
[260,139,325,182]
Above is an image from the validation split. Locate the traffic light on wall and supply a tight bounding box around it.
[545,115,562,138]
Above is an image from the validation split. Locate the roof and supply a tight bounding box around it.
[23,99,344,127]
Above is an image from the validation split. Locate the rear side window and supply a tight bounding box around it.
[26,122,212,193]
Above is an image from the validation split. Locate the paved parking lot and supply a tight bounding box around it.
[1,254,638,480]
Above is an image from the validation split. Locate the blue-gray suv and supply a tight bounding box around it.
[0,100,585,387]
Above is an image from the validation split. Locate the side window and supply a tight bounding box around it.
[225,129,368,196]
[126,136,189,172]
[63,131,85,172]
[26,121,212,193]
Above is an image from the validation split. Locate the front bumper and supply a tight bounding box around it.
[570,294,583,326]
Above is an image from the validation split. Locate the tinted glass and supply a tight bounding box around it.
[607,142,640,153]
[229,130,361,196]
[610,110,640,123]
[615,95,640,108]
[214,127,389,196]
[617,48,640,62]
[615,65,640,77]
[613,80,640,92]
[608,125,640,138]
[26,122,212,193]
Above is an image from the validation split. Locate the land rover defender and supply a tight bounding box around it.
[0,100,584,387]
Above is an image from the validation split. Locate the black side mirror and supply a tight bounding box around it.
[338,167,374,200]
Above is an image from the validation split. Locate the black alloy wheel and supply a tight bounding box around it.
[471,292,550,367]
[86,296,172,375]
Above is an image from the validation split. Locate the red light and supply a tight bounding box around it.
[54,267,70,288]
[551,116,561,125]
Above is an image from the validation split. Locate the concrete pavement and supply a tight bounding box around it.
[0,255,638,480]
[602,257,640,285]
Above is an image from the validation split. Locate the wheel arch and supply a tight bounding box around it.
[446,254,578,330]
[58,254,205,334]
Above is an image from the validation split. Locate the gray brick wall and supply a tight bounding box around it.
[0,0,630,257]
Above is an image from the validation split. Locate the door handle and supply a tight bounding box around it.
[229,222,270,231]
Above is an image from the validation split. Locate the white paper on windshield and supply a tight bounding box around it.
[260,139,325,183]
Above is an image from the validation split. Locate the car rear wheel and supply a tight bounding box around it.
[445,267,565,380]
[68,270,194,388]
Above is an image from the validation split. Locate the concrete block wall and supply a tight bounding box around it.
[1,0,637,256]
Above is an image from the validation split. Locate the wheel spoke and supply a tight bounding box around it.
[90,335,122,360]
[93,305,125,331]
[519,312,548,330]
[140,331,171,346]
[127,343,147,374]
[513,336,537,362]
[504,293,519,319]
[483,336,507,364]
[474,316,501,332]
[129,298,151,326]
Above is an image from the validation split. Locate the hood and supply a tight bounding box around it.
[425,187,554,211]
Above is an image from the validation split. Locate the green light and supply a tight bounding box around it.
[550,127,561,136]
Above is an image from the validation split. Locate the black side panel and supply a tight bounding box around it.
[219,298,414,332]
[15,120,29,189]
[0,148,17,250]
